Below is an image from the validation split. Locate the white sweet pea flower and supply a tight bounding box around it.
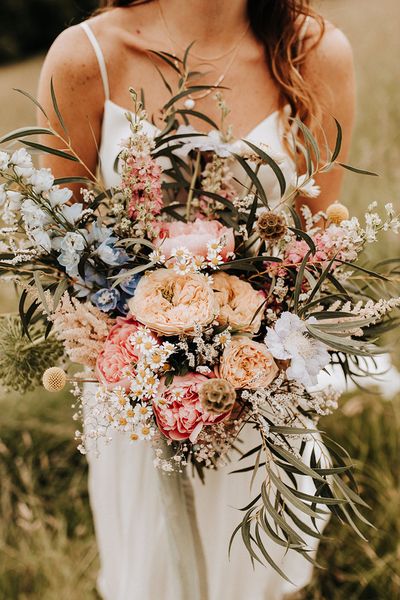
[11,148,34,178]
[60,231,86,253]
[29,168,55,193]
[294,174,321,199]
[173,126,237,158]
[198,129,237,158]
[0,184,6,205]
[6,190,23,210]
[46,185,73,207]
[30,228,52,253]
[21,199,51,229]
[0,151,10,171]
[265,311,330,388]
[62,203,83,224]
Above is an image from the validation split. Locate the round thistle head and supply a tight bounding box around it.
[198,378,236,414]
[256,211,286,241]
[326,202,349,224]
[42,367,67,393]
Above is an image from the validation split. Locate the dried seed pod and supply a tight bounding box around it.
[198,378,236,414]
[256,211,287,241]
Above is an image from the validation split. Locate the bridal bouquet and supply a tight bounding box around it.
[1,53,399,576]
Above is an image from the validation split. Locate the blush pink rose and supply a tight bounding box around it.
[153,373,230,442]
[95,316,141,389]
[153,218,235,261]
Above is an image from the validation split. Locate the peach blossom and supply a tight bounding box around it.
[218,336,279,389]
[213,272,265,334]
[153,218,235,260]
[128,269,218,335]
[153,373,230,442]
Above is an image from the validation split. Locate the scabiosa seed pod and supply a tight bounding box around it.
[198,378,236,414]
[256,211,286,241]
[42,367,67,392]
[326,202,349,224]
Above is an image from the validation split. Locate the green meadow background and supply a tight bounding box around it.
[0,1,399,598]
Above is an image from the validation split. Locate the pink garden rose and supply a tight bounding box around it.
[95,316,141,389]
[153,218,235,261]
[153,373,231,442]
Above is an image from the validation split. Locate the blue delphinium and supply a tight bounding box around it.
[92,288,120,313]
[119,270,140,296]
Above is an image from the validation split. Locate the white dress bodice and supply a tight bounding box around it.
[99,98,296,205]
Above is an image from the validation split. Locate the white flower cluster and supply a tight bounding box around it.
[364,201,400,242]
[129,329,175,404]
[150,238,228,274]
[0,148,82,254]
[265,312,330,387]
[343,297,400,325]
[233,193,256,213]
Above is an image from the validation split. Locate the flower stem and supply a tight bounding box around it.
[186,150,201,221]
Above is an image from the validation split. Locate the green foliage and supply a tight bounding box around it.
[0,0,97,64]
[300,392,400,600]
[0,316,64,393]
[0,389,99,599]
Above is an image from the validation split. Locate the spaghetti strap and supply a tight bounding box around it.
[80,21,110,101]
[299,15,311,41]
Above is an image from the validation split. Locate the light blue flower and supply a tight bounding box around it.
[96,240,129,266]
[57,250,81,276]
[92,287,120,312]
[119,270,140,297]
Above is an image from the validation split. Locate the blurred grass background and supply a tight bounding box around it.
[0,0,399,598]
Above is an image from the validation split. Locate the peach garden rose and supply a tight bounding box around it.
[212,271,265,334]
[218,336,278,389]
[128,268,218,335]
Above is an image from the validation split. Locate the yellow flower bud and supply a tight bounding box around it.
[42,367,67,393]
[326,202,349,224]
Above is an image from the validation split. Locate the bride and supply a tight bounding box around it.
[37,1,355,599]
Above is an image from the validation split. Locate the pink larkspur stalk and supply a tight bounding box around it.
[121,153,164,220]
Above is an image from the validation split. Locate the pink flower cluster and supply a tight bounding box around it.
[96,316,141,389]
[266,225,352,278]
[153,374,230,443]
[121,153,164,220]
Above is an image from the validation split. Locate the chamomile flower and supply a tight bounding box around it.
[132,328,157,354]
[193,255,206,270]
[173,259,195,275]
[134,402,153,421]
[138,424,156,441]
[213,329,232,348]
[145,349,166,370]
[171,246,191,261]
[149,248,166,264]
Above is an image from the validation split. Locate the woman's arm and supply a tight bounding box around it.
[37,24,105,194]
[298,20,356,212]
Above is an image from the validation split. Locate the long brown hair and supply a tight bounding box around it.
[98,0,324,127]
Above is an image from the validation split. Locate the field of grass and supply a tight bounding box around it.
[0,0,399,598]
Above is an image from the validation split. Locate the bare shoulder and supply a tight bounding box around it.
[39,11,121,94]
[302,17,354,77]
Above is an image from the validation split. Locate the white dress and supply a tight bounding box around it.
[80,22,400,600]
